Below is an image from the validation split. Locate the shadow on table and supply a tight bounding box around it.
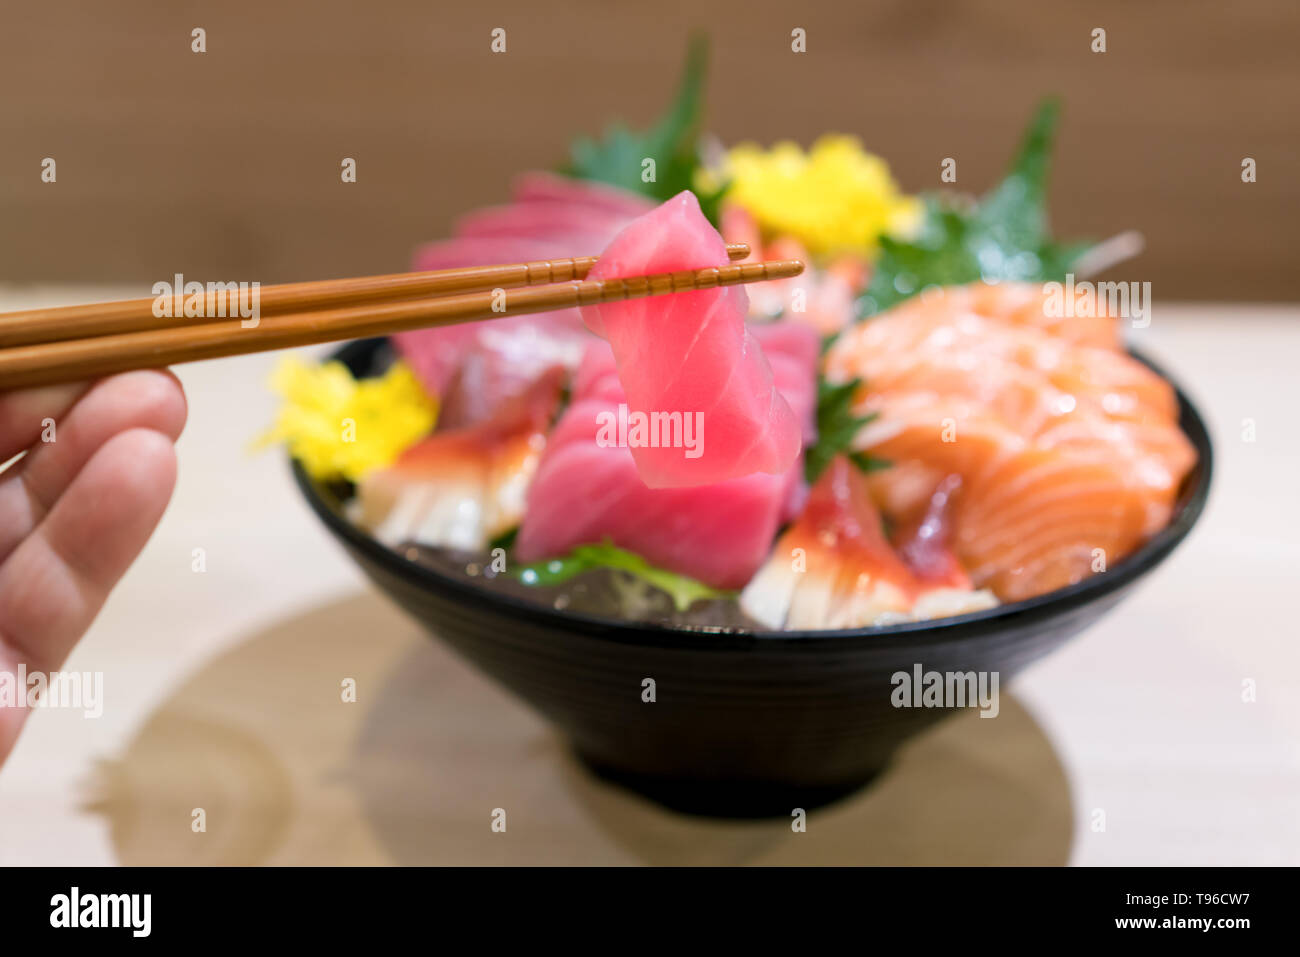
[85,592,1075,865]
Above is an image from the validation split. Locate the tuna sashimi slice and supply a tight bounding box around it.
[570,322,820,515]
[515,422,795,589]
[511,172,658,220]
[456,201,641,246]
[393,236,591,427]
[582,191,802,488]
[515,326,818,590]
[750,320,821,444]
[393,174,653,426]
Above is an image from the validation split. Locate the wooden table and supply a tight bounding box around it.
[1,289,1296,865]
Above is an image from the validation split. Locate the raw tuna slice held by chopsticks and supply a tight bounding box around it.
[581,191,803,488]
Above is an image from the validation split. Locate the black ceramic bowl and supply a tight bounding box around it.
[293,338,1213,815]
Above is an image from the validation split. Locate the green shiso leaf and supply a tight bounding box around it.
[804,377,887,483]
[514,541,732,612]
[563,34,727,223]
[857,98,1094,318]
[848,450,892,473]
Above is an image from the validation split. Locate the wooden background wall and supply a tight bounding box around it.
[1,0,1296,300]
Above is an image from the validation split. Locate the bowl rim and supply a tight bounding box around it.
[291,337,1214,652]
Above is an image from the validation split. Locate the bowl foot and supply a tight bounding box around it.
[574,749,881,819]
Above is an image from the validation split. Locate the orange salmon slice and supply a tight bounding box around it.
[824,281,1196,602]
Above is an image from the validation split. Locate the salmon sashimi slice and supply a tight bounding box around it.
[826,300,1176,430]
[861,402,1187,597]
[952,447,1158,601]
[823,280,1196,602]
[582,191,802,488]
[515,327,818,589]
[1040,346,1178,424]
[944,281,1121,348]
[855,391,1029,476]
[740,458,997,630]
[824,284,1120,382]
[1034,413,1198,507]
[356,369,565,550]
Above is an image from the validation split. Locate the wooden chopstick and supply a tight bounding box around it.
[0,243,752,350]
[0,257,804,391]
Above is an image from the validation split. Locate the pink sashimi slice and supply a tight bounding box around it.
[395,237,589,420]
[515,327,817,590]
[409,235,572,274]
[515,403,796,590]
[574,321,820,439]
[456,201,641,246]
[750,321,820,444]
[581,191,802,488]
[568,327,818,503]
[393,176,652,426]
[511,172,658,220]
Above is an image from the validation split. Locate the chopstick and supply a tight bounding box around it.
[0,243,753,349]
[0,256,803,391]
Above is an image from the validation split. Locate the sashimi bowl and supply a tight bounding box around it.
[291,336,1213,816]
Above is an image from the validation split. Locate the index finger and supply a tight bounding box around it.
[0,382,90,463]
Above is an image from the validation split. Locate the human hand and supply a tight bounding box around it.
[0,370,186,766]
